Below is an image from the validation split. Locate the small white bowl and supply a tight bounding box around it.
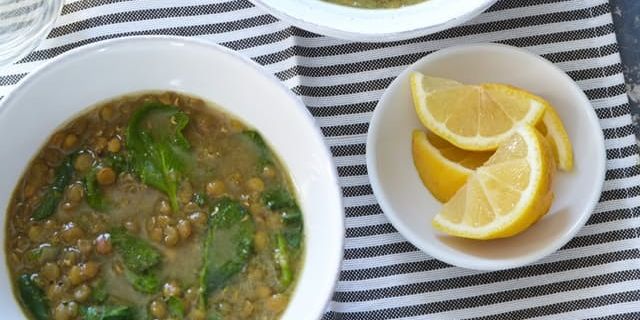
[249,0,498,42]
[367,43,606,270]
[0,36,344,319]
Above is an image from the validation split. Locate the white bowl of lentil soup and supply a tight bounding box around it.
[0,36,344,320]
[249,0,498,42]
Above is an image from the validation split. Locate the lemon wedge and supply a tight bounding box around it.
[536,106,574,171]
[432,126,554,240]
[410,72,546,151]
[412,130,492,202]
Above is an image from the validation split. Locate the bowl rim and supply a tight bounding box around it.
[366,42,606,270]
[0,35,345,319]
[248,0,499,42]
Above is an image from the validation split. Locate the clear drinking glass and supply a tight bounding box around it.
[0,0,63,67]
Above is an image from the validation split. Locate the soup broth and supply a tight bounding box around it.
[323,0,426,9]
[5,92,304,320]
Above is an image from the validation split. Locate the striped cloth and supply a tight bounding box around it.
[1,0,639,319]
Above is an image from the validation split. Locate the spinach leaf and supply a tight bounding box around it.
[80,305,134,320]
[167,296,185,318]
[84,167,109,212]
[262,187,297,210]
[262,187,304,250]
[18,274,50,320]
[126,102,191,212]
[274,233,292,288]
[261,187,303,288]
[111,229,161,273]
[283,222,303,250]
[103,153,131,174]
[241,130,272,169]
[32,156,74,220]
[200,198,254,298]
[124,269,160,294]
[91,280,108,303]
[192,192,206,207]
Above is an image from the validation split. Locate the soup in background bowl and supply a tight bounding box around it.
[249,0,498,42]
[323,0,426,9]
[0,36,344,320]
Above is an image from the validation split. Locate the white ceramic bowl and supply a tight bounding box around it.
[367,43,606,270]
[249,0,498,42]
[0,36,344,319]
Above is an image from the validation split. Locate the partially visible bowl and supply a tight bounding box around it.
[249,0,498,42]
[367,43,606,270]
[0,36,344,319]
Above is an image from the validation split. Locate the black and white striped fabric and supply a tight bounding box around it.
[1,0,639,319]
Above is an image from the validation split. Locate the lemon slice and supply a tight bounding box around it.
[432,126,554,240]
[410,72,546,151]
[412,130,492,202]
[536,106,574,171]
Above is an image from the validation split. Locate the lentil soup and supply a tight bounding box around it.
[5,92,304,320]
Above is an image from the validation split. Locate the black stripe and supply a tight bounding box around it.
[340,249,638,282]
[223,27,294,51]
[586,206,640,225]
[337,165,367,177]
[340,259,450,282]
[331,144,366,157]
[342,185,373,198]
[466,290,640,320]
[61,0,132,15]
[17,15,279,64]
[346,223,396,238]
[605,165,640,180]
[606,144,640,160]
[344,204,384,217]
[0,73,27,87]
[585,83,627,100]
[603,124,636,140]
[344,241,418,260]
[566,63,623,82]
[308,101,377,118]
[292,78,393,98]
[595,103,631,119]
[562,228,638,249]
[322,123,369,137]
[543,43,619,64]
[600,186,640,202]
[585,312,640,320]
[329,272,640,317]
[51,1,253,38]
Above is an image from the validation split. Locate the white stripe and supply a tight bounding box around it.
[339,175,370,188]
